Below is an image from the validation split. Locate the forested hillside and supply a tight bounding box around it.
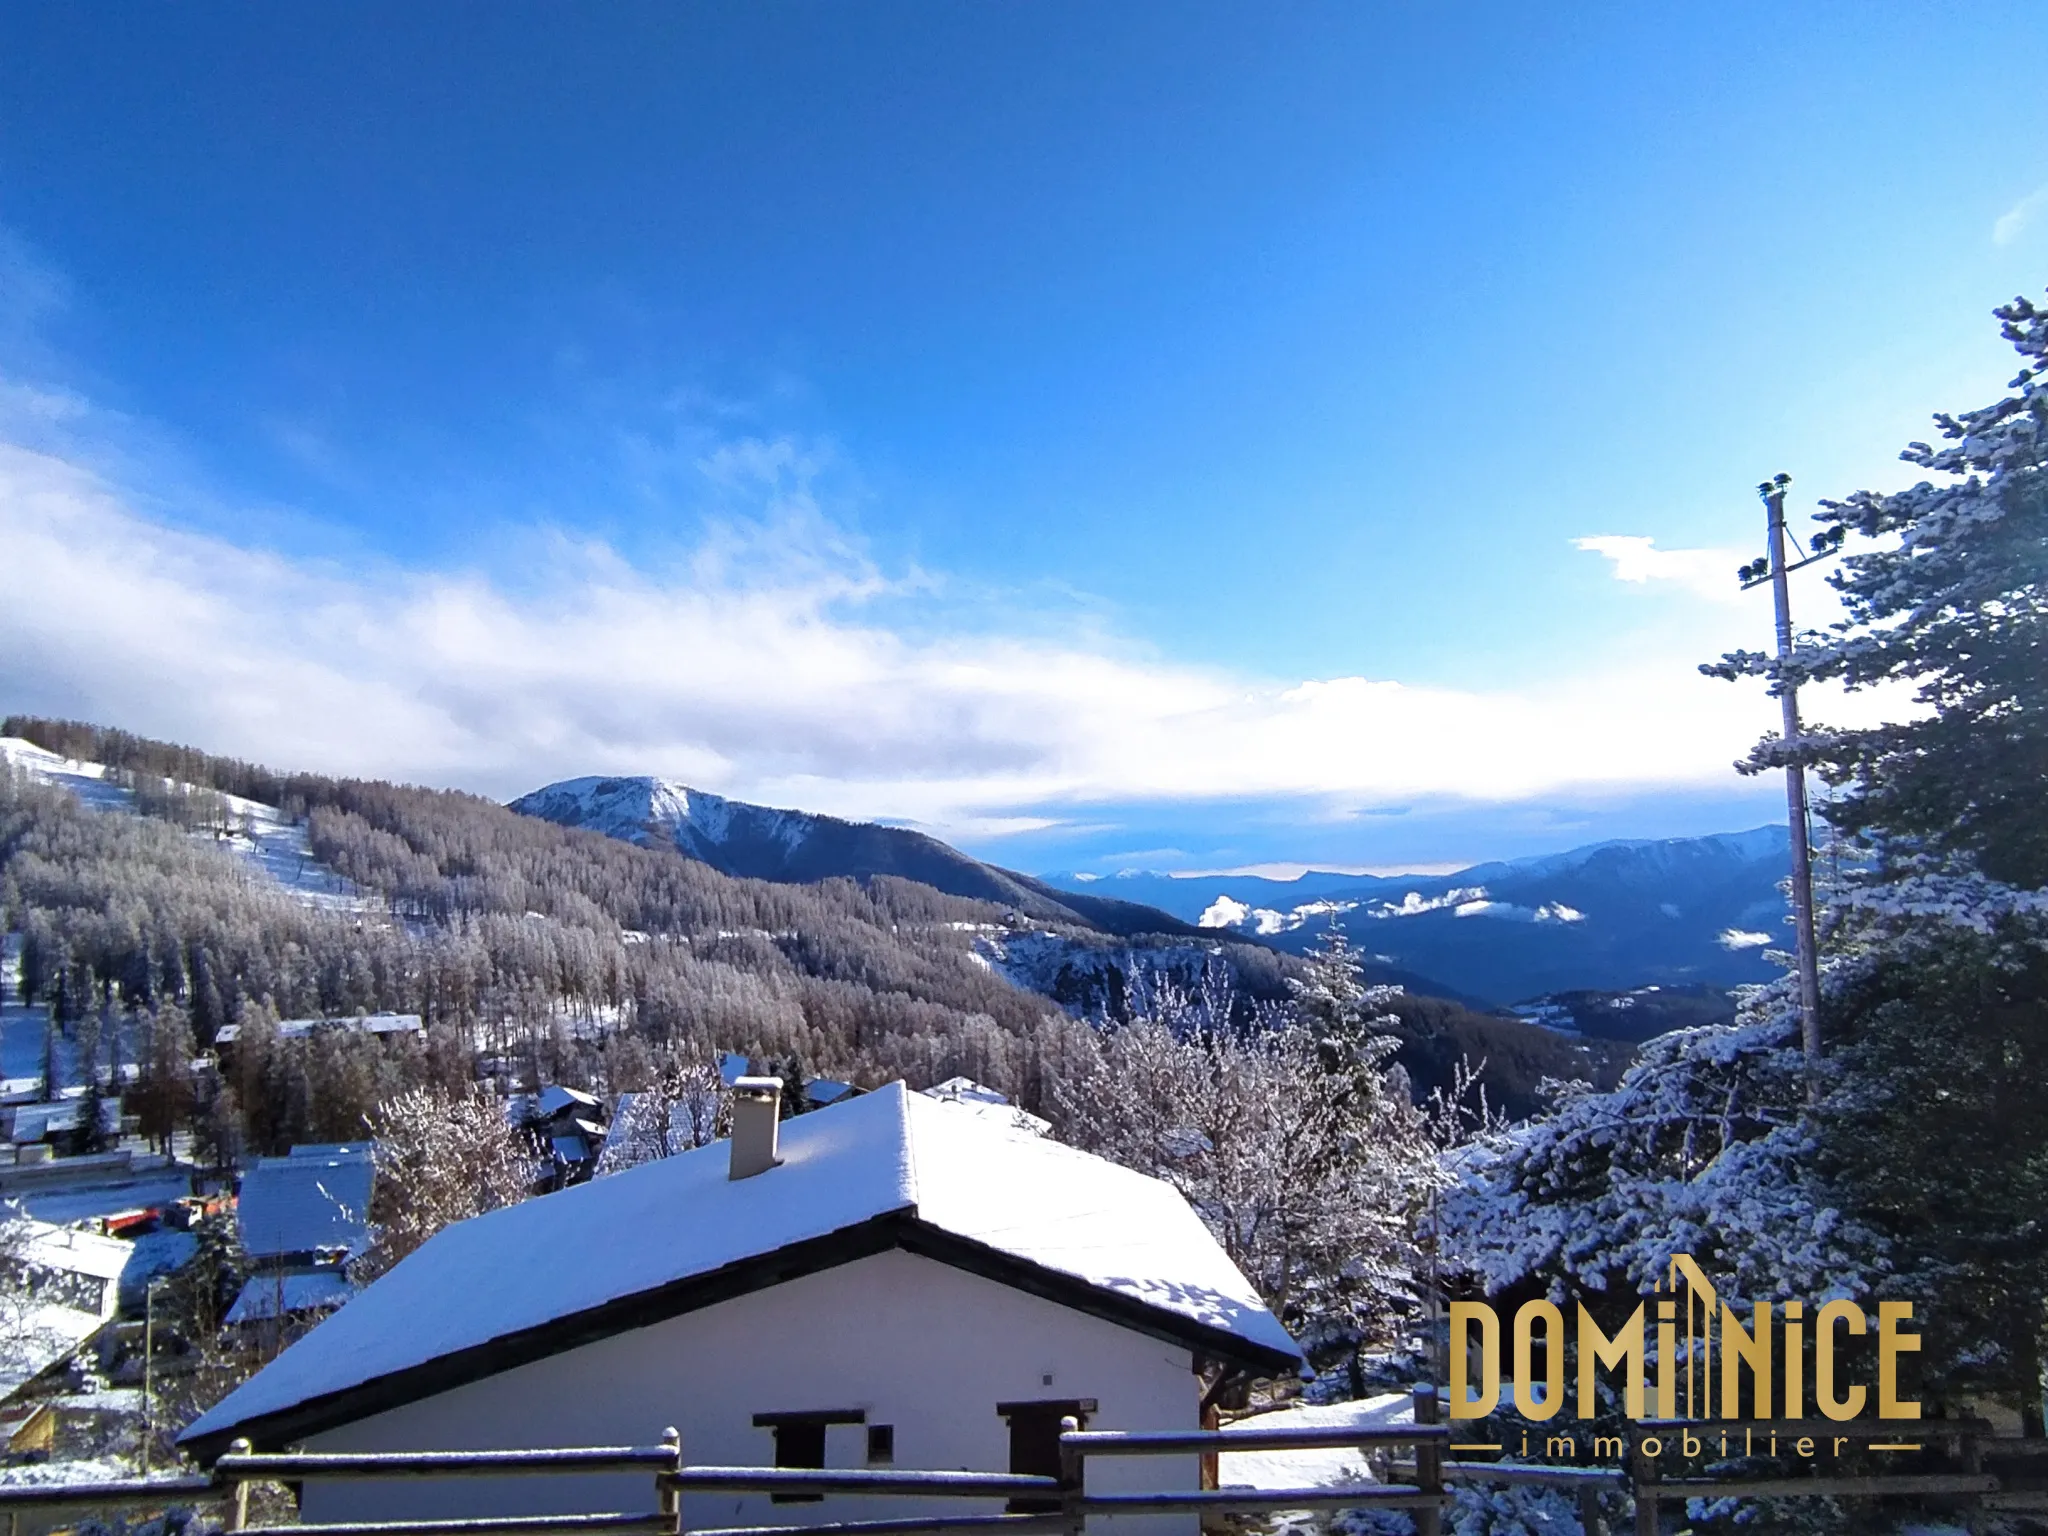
[1,718,1626,1147]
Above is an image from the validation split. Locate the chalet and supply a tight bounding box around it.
[181,1080,1304,1534]
[225,1150,372,1326]
[509,1086,610,1186]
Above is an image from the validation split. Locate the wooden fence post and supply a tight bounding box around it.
[1631,1435,1657,1536]
[1058,1415,1084,1536]
[1961,1424,1984,1536]
[225,1438,253,1533]
[1577,1482,1606,1536]
[1412,1383,1442,1536]
[660,1426,683,1536]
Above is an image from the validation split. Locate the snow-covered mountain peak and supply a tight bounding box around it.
[508,775,825,863]
[507,774,1207,940]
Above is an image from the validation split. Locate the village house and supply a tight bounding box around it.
[223,1148,373,1326]
[181,1079,1304,1534]
[511,1085,610,1186]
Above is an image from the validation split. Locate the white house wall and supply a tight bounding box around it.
[300,1248,1202,1536]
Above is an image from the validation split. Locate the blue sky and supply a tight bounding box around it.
[2,2,2044,873]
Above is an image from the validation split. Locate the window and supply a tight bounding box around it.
[996,1399,1096,1513]
[753,1410,865,1504]
[866,1425,895,1465]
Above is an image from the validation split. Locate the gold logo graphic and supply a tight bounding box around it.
[1448,1254,1921,1426]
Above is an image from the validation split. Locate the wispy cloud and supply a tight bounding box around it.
[1994,184,2048,247]
[1574,534,1747,603]
[0,433,1811,842]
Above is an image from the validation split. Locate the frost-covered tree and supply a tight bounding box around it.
[1433,299,2048,1534]
[1815,900,2048,1429]
[355,1086,540,1281]
[1054,964,1437,1385]
[1704,294,2048,1430]
[594,1056,729,1175]
[1441,981,1873,1308]
[1705,292,2048,889]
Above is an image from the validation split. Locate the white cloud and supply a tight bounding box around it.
[1574,535,1747,602]
[0,437,1888,842]
[1718,928,1773,950]
[1196,895,1251,929]
[1994,185,2048,247]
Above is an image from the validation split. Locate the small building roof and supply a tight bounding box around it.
[924,1075,1011,1106]
[184,1082,1302,1455]
[236,1154,374,1261]
[225,1270,357,1325]
[535,1085,601,1118]
[15,1218,134,1283]
[918,1078,1049,1136]
[215,1014,422,1044]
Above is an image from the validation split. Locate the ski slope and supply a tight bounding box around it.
[0,737,371,914]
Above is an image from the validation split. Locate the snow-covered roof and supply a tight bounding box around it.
[4,1099,118,1143]
[0,1301,103,1399]
[225,1270,356,1325]
[15,1219,134,1283]
[918,1078,1050,1137]
[116,1229,200,1313]
[185,1082,1302,1452]
[536,1085,601,1118]
[214,1014,421,1044]
[924,1075,1010,1106]
[288,1143,372,1160]
[236,1154,374,1261]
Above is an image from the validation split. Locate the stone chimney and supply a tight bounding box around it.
[729,1076,784,1180]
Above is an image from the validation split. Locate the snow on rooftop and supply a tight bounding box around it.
[186,1082,1300,1446]
[536,1084,602,1117]
[0,1301,103,1400]
[15,1218,135,1282]
[922,1076,1009,1106]
[225,1270,356,1325]
[237,1154,374,1260]
[215,1014,421,1043]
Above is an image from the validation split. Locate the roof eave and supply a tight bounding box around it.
[179,1206,1301,1460]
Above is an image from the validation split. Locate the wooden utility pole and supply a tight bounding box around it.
[1759,474,1824,1077]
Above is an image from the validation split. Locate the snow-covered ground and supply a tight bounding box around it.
[12,1173,197,1227]
[1,932,76,1096]
[972,929,1232,1005]
[1216,1394,1411,1491]
[1,736,371,914]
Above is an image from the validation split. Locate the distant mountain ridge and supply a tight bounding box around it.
[509,775,1205,940]
[511,776,1798,1006]
[1041,827,1796,1003]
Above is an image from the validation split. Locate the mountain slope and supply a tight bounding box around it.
[1042,828,1796,1003]
[510,775,1204,939]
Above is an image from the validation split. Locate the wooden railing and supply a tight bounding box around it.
[5,1399,2039,1536]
